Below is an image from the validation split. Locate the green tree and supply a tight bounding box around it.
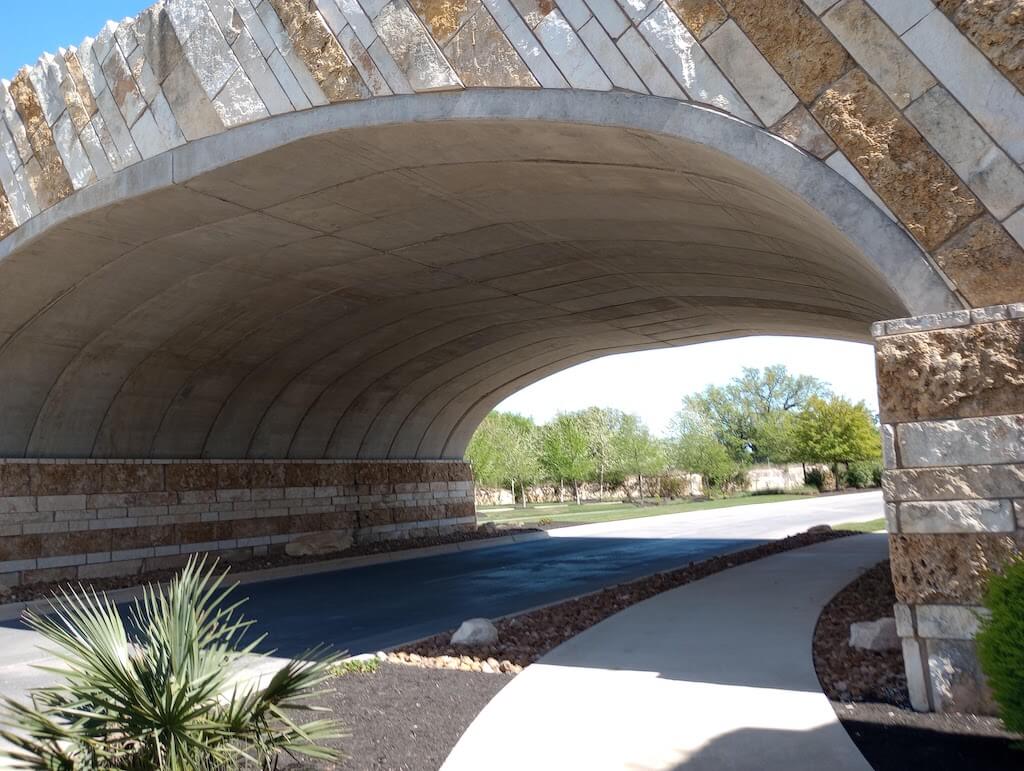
[578,406,627,499]
[612,414,666,505]
[682,365,830,463]
[669,411,739,494]
[466,412,540,507]
[541,413,596,504]
[792,396,881,490]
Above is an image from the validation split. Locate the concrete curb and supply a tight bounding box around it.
[0,530,550,622]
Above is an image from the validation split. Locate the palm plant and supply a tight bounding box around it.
[0,556,346,770]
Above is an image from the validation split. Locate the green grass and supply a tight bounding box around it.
[835,517,887,532]
[330,657,380,676]
[478,493,817,526]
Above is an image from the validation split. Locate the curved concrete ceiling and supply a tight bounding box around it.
[0,90,962,460]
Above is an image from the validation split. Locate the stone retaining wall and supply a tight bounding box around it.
[874,304,1024,714]
[0,459,475,589]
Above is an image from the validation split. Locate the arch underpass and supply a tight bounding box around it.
[1,0,1022,715]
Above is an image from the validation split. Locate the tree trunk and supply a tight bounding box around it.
[574,479,581,506]
[522,483,528,509]
[559,478,564,503]
[638,473,644,506]
[833,463,841,491]
[510,478,516,506]
[599,465,605,502]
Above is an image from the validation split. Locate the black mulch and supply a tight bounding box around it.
[814,560,1022,770]
[283,664,511,771]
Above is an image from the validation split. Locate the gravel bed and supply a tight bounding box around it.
[0,525,538,604]
[282,663,510,771]
[813,559,1022,769]
[386,528,853,672]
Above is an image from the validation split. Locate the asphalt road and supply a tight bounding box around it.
[0,491,882,698]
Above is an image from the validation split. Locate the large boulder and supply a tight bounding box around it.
[451,618,499,646]
[849,617,900,651]
[284,530,354,557]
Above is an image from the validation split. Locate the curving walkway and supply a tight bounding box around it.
[442,533,887,771]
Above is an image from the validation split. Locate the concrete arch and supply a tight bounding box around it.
[0,89,960,459]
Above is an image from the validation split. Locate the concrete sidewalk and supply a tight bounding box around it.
[442,534,887,771]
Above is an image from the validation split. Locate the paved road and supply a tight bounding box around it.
[0,491,881,699]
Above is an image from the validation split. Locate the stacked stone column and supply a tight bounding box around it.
[874,304,1024,714]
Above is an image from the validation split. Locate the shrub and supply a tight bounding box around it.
[845,460,882,489]
[977,556,1024,737]
[0,556,345,770]
[804,467,834,492]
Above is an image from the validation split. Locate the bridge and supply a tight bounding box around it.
[1,0,1022,715]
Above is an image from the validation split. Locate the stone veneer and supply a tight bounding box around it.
[874,304,1024,714]
[0,459,475,588]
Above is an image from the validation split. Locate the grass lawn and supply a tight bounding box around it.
[478,493,816,526]
[835,517,887,532]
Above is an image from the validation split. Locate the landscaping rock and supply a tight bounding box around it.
[808,524,833,534]
[284,530,354,557]
[451,618,499,646]
[850,617,900,651]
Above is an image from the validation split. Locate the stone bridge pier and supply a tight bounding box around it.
[1,0,1023,714]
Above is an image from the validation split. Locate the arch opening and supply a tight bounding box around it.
[0,90,962,460]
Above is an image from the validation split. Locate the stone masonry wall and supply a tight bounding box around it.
[0,459,475,589]
[2,0,1024,313]
[874,304,1024,714]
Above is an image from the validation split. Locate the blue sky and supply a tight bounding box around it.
[1,2,146,77]
[3,2,881,435]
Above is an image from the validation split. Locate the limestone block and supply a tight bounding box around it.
[0,82,32,164]
[890,532,1022,604]
[94,88,142,169]
[535,10,612,90]
[898,415,1024,469]
[167,0,242,101]
[578,19,646,92]
[926,638,996,714]
[824,151,897,222]
[704,19,797,126]
[410,0,484,45]
[451,617,499,645]
[946,0,1024,93]
[374,0,463,91]
[367,38,416,93]
[502,17,570,88]
[584,0,631,37]
[901,500,1015,534]
[160,58,225,142]
[0,152,38,222]
[9,75,73,210]
[255,1,332,105]
[934,216,1024,308]
[56,52,97,133]
[267,50,313,108]
[614,28,681,98]
[8,72,49,144]
[115,15,140,58]
[863,0,932,35]
[881,424,896,469]
[133,4,187,83]
[556,0,593,28]
[876,320,1024,423]
[718,0,851,103]
[336,24,394,96]
[812,69,981,250]
[822,0,934,109]
[131,92,187,159]
[803,0,839,12]
[882,310,971,335]
[443,6,539,87]
[884,501,898,532]
[0,192,14,238]
[639,4,756,123]
[916,604,987,640]
[770,105,834,159]
[666,0,726,39]
[893,603,914,637]
[231,25,296,114]
[1016,499,1024,528]
[1006,208,1024,251]
[75,39,108,101]
[906,87,1024,222]
[885,465,1024,503]
[51,113,96,190]
[615,0,657,23]
[903,9,1024,164]
[101,43,147,127]
[269,0,369,101]
[26,56,67,127]
[212,68,271,128]
[77,115,114,177]
[332,0,381,47]
[849,617,899,650]
[901,637,930,712]
[127,46,161,105]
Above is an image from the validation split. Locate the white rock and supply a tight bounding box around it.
[284,530,354,557]
[451,618,499,646]
[849,617,900,651]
